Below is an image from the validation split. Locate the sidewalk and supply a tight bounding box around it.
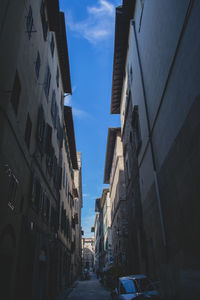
[66,273,111,300]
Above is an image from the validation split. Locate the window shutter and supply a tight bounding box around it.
[53,155,57,186]
[33,178,41,213]
[40,0,48,41]
[31,174,36,203]
[37,106,46,153]
[11,71,21,114]
[45,124,52,155]
[44,65,51,98]
[46,197,50,221]
[40,188,45,213]
[55,104,59,129]
[51,90,56,127]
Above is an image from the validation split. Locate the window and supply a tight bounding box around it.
[60,92,64,107]
[63,165,65,187]
[45,123,52,155]
[125,152,131,181]
[55,107,59,129]
[35,51,41,79]
[32,175,42,212]
[57,121,63,148]
[46,145,54,175]
[129,131,133,144]
[44,65,51,99]
[10,71,21,114]
[25,113,32,148]
[42,194,50,222]
[52,155,58,185]
[26,6,33,39]
[51,90,56,126]
[37,106,46,152]
[56,66,59,88]
[8,172,19,211]
[65,176,68,196]
[50,34,55,57]
[50,206,59,231]
[130,66,133,83]
[20,196,24,212]
[132,106,141,155]
[40,0,48,41]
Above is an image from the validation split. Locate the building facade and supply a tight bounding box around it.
[104,128,128,274]
[110,0,200,299]
[0,1,82,299]
[102,189,112,270]
[93,213,100,272]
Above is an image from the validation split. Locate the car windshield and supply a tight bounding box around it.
[121,280,137,294]
[134,278,155,292]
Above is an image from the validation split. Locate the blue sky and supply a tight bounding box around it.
[60,0,121,237]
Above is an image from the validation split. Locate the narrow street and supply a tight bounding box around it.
[67,273,111,300]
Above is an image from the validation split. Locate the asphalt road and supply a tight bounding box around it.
[67,273,111,300]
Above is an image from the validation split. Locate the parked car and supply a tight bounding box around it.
[110,274,160,300]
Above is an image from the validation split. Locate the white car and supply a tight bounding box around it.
[111,274,160,300]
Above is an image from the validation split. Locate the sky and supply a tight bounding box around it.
[60,0,121,237]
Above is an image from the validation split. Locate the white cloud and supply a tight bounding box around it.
[83,193,90,197]
[66,0,117,45]
[73,107,89,118]
[87,0,114,16]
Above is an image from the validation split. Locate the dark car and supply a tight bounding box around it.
[111,274,160,300]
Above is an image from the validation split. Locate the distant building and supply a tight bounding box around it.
[93,212,100,272]
[82,237,94,270]
[102,189,112,270]
[73,152,83,279]
[104,128,128,273]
